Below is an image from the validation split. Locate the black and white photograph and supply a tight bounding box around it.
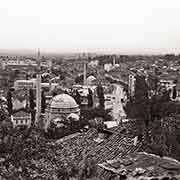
[0,0,180,179]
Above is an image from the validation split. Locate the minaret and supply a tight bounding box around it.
[83,60,87,85]
[113,56,116,66]
[35,49,42,124]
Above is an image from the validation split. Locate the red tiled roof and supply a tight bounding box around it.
[12,110,30,117]
[54,126,141,179]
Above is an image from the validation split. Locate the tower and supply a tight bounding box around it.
[113,55,116,66]
[35,49,42,124]
[83,61,87,85]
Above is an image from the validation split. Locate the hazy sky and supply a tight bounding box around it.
[0,0,180,54]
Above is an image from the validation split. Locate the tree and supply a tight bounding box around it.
[134,75,150,126]
[155,67,162,76]
[74,90,81,105]
[87,88,93,108]
[164,54,176,61]
[142,114,180,160]
[79,154,97,180]
[126,73,180,124]
[75,74,83,84]
[0,109,8,122]
[0,98,8,122]
[57,164,69,180]
[6,90,13,116]
[177,60,180,65]
[0,126,57,179]
[172,86,177,100]
[147,74,159,93]
[41,90,46,113]
[81,107,112,122]
[97,82,105,108]
[29,89,35,110]
[60,74,65,80]
[29,89,36,126]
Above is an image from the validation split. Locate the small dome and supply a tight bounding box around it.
[87,75,96,81]
[67,113,80,121]
[49,94,79,109]
[86,75,96,85]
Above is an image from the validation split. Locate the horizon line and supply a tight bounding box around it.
[0,48,179,56]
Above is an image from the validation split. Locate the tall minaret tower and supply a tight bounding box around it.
[113,55,116,67]
[35,49,42,124]
[83,61,87,85]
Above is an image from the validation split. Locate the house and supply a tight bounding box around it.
[104,94,116,110]
[88,60,99,67]
[14,79,58,92]
[11,110,31,128]
[104,63,113,72]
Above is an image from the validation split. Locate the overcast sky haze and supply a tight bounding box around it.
[0,0,180,54]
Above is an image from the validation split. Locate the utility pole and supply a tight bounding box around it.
[35,49,42,125]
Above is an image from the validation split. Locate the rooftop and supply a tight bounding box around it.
[99,152,180,179]
[52,126,141,179]
[12,109,31,117]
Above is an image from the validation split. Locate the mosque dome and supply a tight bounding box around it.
[45,94,81,131]
[45,94,80,130]
[48,94,80,114]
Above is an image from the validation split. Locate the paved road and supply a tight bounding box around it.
[112,84,127,120]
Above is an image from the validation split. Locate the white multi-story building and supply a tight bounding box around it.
[88,60,99,67]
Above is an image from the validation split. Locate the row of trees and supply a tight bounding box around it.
[6,89,46,122]
[126,74,180,125]
[141,114,180,160]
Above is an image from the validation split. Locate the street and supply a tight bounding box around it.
[112,84,127,120]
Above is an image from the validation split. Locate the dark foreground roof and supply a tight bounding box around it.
[99,152,180,180]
